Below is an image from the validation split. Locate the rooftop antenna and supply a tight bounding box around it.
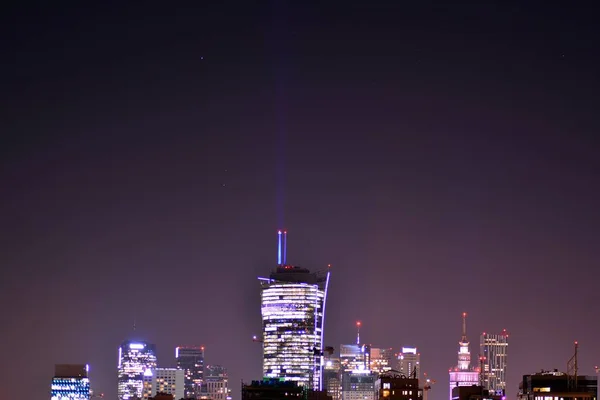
[461,312,468,343]
[356,321,361,345]
[277,230,282,265]
[283,230,288,264]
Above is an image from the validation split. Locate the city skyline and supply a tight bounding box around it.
[2,2,599,400]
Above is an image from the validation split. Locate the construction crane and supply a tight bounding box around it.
[422,373,436,400]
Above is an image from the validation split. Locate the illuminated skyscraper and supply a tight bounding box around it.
[396,347,420,379]
[176,346,205,398]
[370,347,393,374]
[259,230,331,391]
[448,313,479,400]
[324,355,342,400]
[51,364,90,400]
[480,330,508,395]
[118,340,158,400]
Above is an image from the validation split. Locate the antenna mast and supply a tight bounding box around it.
[356,321,361,345]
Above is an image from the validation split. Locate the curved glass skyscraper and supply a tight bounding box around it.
[259,263,330,391]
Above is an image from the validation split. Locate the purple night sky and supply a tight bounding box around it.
[1,2,599,400]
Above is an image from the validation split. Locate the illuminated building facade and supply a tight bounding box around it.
[370,348,393,375]
[142,368,184,400]
[51,364,90,400]
[118,340,158,400]
[340,344,371,372]
[341,371,377,400]
[449,314,479,400]
[176,346,205,398]
[324,356,342,400]
[396,348,420,379]
[204,365,232,400]
[480,331,508,395]
[259,233,331,391]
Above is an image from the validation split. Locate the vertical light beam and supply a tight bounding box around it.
[283,230,287,264]
[277,230,282,265]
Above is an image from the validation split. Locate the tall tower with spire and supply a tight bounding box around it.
[449,313,479,400]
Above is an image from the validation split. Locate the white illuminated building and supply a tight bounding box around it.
[117,341,157,400]
[259,232,330,391]
[142,368,184,400]
[51,364,90,400]
[449,313,479,400]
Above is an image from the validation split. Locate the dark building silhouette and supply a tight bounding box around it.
[451,386,504,400]
[375,372,423,400]
[518,371,597,400]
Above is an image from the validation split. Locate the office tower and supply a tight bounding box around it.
[324,355,341,400]
[118,340,158,400]
[342,371,378,400]
[375,373,422,400]
[448,313,479,400]
[396,347,420,379]
[259,231,331,391]
[51,364,90,400]
[204,365,231,400]
[480,330,508,395]
[370,348,393,375]
[451,386,503,400]
[340,344,371,372]
[176,346,205,398]
[518,371,597,400]
[141,368,184,400]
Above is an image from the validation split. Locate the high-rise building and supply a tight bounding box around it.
[449,313,479,400]
[118,340,158,400]
[480,330,508,395]
[323,355,341,400]
[176,346,205,398]
[341,371,377,400]
[396,347,420,379]
[51,364,90,400]
[142,368,184,400]
[340,344,371,372]
[204,365,231,400]
[259,231,331,391]
[370,348,393,375]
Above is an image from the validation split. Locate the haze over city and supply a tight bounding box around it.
[1,2,599,400]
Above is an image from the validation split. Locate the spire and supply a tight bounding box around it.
[461,312,468,343]
[277,230,282,265]
[356,321,361,345]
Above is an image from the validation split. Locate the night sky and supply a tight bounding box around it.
[1,2,599,400]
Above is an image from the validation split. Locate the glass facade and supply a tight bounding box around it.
[117,340,158,400]
[176,346,205,398]
[51,377,90,400]
[259,266,330,391]
[481,331,508,395]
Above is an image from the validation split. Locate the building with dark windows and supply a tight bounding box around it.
[176,346,205,398]
[342,371,377,400]
[323,355,341,400]
[118,340,158,400]
[396,348,420,380]
[259,231,331,391]
[375,372,423,400]
[370,348,394,375]
[451,385,503,400]
[242,379,306,400]
[518,370,597,400]
[51,364,90,400]
[480,331,508,395]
